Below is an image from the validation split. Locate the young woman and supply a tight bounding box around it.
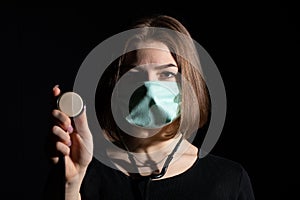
[47,14,255,200]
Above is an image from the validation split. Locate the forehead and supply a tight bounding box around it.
[124,41,176,66]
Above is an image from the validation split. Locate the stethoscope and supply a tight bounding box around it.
[132,133,183,179]
[144,134,184,200]
[57,92,184,200]
[117,128,184,200]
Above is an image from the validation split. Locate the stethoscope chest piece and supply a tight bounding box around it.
[57,91,84,118]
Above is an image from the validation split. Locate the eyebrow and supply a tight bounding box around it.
[121,63,177,72]
[153,63,178,70]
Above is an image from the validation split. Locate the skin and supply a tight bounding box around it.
[51,41,198,200]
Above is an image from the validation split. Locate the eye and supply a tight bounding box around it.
[159,71,177,79]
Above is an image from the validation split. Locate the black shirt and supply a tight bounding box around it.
[80,153,255,200]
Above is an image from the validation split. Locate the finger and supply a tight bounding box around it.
[52,109,73,133]
[53,85,61,97]
[52,125,72,147]
[56,141,70,156]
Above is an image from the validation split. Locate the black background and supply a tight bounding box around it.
[2,1,298,199]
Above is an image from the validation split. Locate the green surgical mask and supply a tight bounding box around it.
[124,81,181,129]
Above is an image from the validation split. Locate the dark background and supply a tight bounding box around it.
[2,1,298,199]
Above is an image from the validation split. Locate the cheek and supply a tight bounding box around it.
[169,77,178,82]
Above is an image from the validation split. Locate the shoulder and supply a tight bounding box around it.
[82,157,117,186]
[195,153,255,199]
[199,153,245,173]
[85,156,114,175]
[197,153,250,181]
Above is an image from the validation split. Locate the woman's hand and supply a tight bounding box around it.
[50,85,93,185]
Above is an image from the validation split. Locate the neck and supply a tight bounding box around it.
[123,133,182,153]
[118,119,181,153]
[106,132,193,177]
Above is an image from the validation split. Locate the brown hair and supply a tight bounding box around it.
[96,15,210,141]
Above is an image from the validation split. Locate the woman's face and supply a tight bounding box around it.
[123,41,178,82]
[113,41,181,138]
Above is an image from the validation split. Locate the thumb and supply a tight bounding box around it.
[73,105,90,137]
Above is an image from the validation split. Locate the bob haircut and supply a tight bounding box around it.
[95,15,210,142]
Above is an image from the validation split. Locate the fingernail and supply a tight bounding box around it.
[53,84,59,90]
[67,125,73,133]
[67,140,72,147]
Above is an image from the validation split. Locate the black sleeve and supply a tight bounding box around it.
[237,167,255,200]
[42,159,66,200]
